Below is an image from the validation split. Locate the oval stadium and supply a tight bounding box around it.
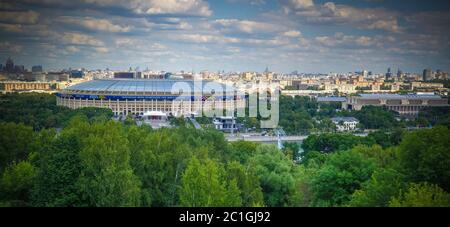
[56,79,246,117]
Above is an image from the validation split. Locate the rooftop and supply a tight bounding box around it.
[63,79,237,94]
[317,96,347,102]
[357,94,443,100]
[331,117,359,122]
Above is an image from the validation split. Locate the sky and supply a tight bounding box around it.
[0,0,450,73]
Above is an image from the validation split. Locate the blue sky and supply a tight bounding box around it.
[0,0,449,73]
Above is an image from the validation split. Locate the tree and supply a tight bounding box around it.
[226,161,264,207]
[389,183,450,207]
[398,126,450,191]
[179,157,229,207]
[0,161,37,206]
[302,133,374,154]
[31,116,87,207]
[310,149,377,206]
[348,168,406,207]
[339,106,398,129]
[0,123,36,173]
[249,145,300,207]
[77,121,141,206]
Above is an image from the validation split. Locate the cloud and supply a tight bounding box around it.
[15,0,212,17]
[0,10,39,24]
[279,1,402,33]
[0,23,24,33]
[59,16,132,33]
[0,42,23,53]
[280,0,314,13]
[115,38,135,46]
[61,32,105,46]
[174,34,240,44]
[94,47,109,53]
[315,32,377,47]
[283,30,301,37]
[366,19,401,33]
[65,46,80,53]
[213,19,279,33]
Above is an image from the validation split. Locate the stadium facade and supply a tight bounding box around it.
[56,79,246,116]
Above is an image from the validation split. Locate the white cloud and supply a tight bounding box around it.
[0,23,23,33]
[315,33,377,47]
[283,30,301,37]
[366,19,401,33]
[59,16,132,33]
[61,32,105,46]
[0,10,39,24]
[280,1,402,33]
[280,0,314,13]
[65,46,80,53]
[115,38,135,46]
[84,0,212,17]
[0,42,23,53]
[214,19,279,33]
[94,47,109,53]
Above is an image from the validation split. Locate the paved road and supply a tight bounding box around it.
[226,135,308,142]
[188,117,202,129]
[226,132,368,142]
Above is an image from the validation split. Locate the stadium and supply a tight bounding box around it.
[56,79,246,117]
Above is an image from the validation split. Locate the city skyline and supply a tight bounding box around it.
[1,0,450,73]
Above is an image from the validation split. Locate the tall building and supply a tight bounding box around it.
[362,70,368,77]
[5,58,14,73]
[423,68,433,81]
[32,65,43,73]
[385,67,393,80]
[114,72,135,79]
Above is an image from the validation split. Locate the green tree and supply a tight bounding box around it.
[77,122,141,206]
[310,149,377,206]
[389,183,450,207]
[226,161,264,207]
[0,123,36,173]
[348,168,406,207]
[179,157,230,207]
[398,126,450,191]
[0,161,37,206]
[249,145,300,207]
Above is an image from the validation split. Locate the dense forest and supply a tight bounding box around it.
[0,93,449,207]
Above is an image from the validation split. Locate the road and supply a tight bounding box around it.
[225,132,368,142]
[226,134,308,142]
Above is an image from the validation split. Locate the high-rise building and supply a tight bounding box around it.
[14,65,25,73]
[423,68,433,81]
[385,67,393,80]
[362,70,368,77]
[5,58,14,73]
[114,72,135,79]
[32,65,43,73]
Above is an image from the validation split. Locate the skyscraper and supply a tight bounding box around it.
[32,65,43,73]
[423,68,433,81]
[5,58,14,73]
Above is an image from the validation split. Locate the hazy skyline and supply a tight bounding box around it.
[0,0,450,73]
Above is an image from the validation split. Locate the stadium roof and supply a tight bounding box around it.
[64,79,236,94]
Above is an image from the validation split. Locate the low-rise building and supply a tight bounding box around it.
[331,117,359,132]
[213,116,238,133]
[0,81,52,93]
[344,94,448,116]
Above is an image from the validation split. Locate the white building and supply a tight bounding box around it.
[142,111,169,129]
[331,117,359,132]
[213,116,237,133]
